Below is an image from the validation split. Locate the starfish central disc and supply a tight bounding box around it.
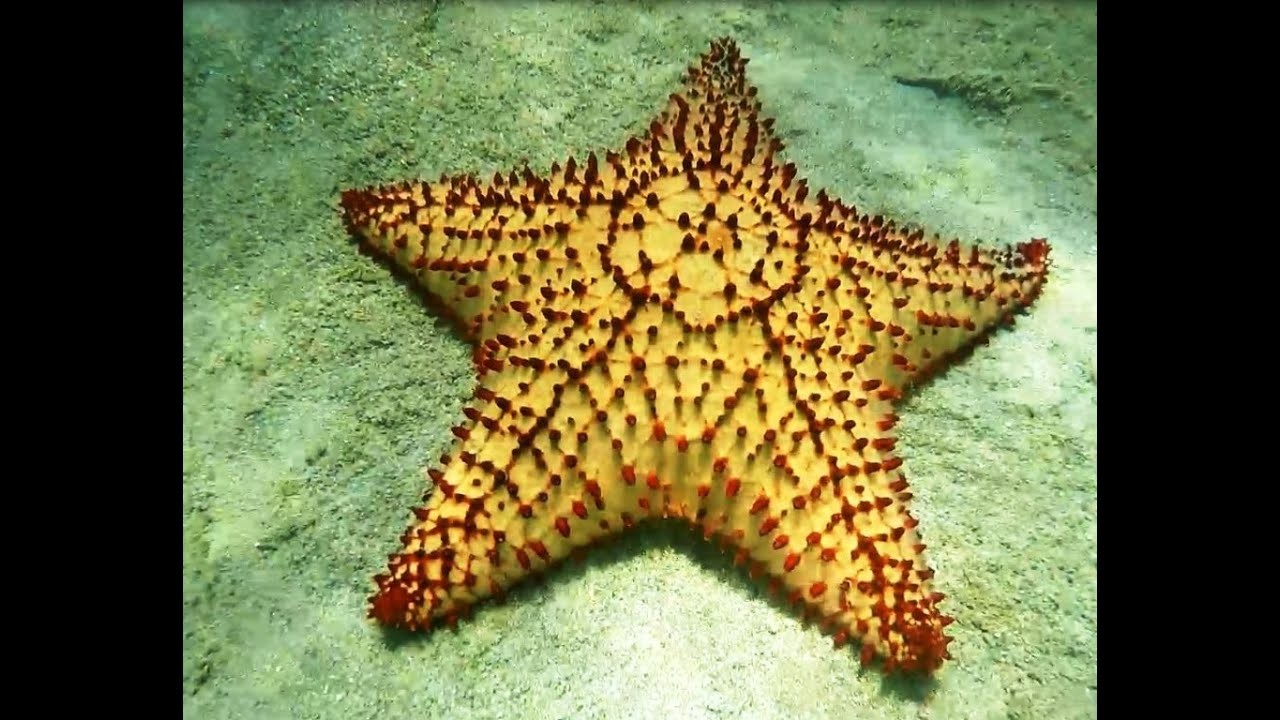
[606,163,802,329]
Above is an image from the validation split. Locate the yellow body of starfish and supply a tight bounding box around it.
[339,37,1050,675]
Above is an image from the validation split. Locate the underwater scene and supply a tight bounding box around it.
[183,2,1096,718]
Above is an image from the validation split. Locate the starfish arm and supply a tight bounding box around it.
[338,151,645,349]
[791,206,1051,397]
[705,417,954,675]
[647,37,786,187]
[766,406,954,676]
[667,310,952,673]
[367,354,631,630]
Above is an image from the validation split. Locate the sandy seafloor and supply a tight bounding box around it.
[182,2,1097,719]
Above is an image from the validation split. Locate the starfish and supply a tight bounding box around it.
[338,37,1050,675]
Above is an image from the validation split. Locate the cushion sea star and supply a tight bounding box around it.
[338,37,1050,675]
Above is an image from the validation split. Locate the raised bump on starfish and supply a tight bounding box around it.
[339,37,1050,675]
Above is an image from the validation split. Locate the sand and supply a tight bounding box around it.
[182,2,1097,718]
